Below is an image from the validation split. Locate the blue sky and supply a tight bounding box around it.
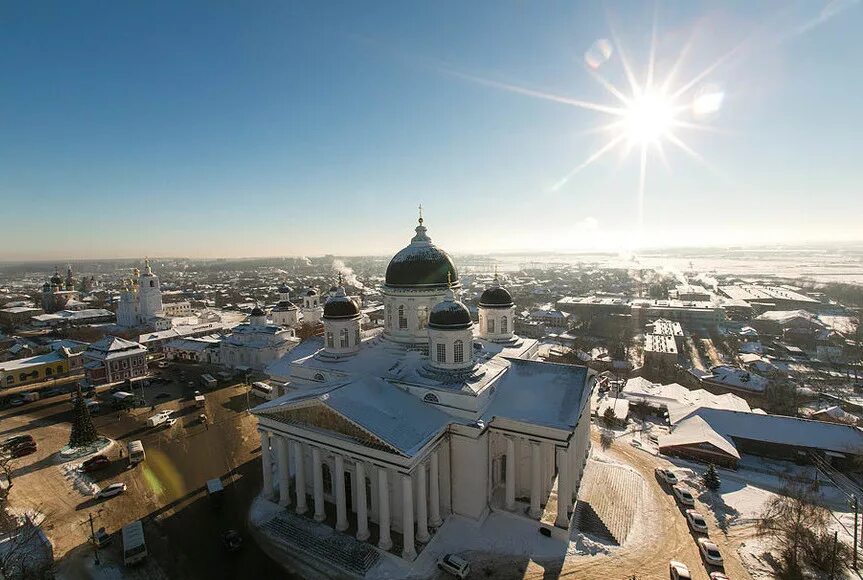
[1,0,861,259]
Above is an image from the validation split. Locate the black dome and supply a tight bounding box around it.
[385,222,458,289]
[323,292,360,320]
[250,306,265,317]
[272,300,297,311]
[278,284,292,294]
[50,271,63,285]
[428,298,472,330]
[305,289,318,297]
[479,286,513,308]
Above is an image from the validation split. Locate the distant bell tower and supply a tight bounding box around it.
[137,258,164,321]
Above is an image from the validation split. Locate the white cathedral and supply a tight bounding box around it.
[252,216,594,562]
[116,259,171,330]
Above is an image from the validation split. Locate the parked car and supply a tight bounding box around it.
[669,560,692,580]
[42,388,61,397]
[672,485,696,507]
[164,418,178,428]
[82,455,111,472]
[97,482,127,499]
[9,397,25,407]
[697,537,724,566]
[655,468,678,486]
[222,529,242,552]
[437,554,471,579]
[10,443,37,458]
[648,432,660,445]
[685,509,709,534]
[2,434,34,449]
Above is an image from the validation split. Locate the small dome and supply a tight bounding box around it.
[50,271,63,285]
[278,284,292,294]
[305,288,318,297]
[385,218,458,289]
[323,288,360,320]
[250,306,265,317]
[479,286,513,308]
[429,292,472,330]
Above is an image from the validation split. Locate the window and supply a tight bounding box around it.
[398,305,407,330]
[417,306,428,329]
[322,463,332,494]
[423,392,439,404]
[57,365,63,373]
[501,316,508,333]
[386,305,392,328]
[19,373,26,381]
[149,280,155,287]
[340,328,349,348]
[5,376,12,386]
[326,332,334,348]
[355,328,361,345]
[436,343,446,363]
[487,318,495,333]
[46,367,53,376]
[454,340,464,363]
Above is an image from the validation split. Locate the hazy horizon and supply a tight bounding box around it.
[2,1,862,260]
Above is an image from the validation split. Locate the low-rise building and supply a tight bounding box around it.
[0,349,81,389]
[164,335,222,364]
[0,306,43,327]
[644,333,678,368]
[83,336,148,385]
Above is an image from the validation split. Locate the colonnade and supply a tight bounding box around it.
[259,430,442,560]
[502,434,574,527]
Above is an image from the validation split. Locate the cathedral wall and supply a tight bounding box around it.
[448,428,488,520]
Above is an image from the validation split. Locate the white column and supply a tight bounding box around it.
[312,447,325,522]
[356,462,370,541]
[402,474,417,560]
[334,454,348,531]
[276,436,291,507]
[429,450,442,527]
[556,447,571,527]
[260,431,274,500]
[505,436,516,510]
[293,440,307,514]
[377,468,392,550]
[416,463,429,542]
[529,441,542,518]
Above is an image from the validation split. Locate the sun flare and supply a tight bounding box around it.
[622,91,676,145]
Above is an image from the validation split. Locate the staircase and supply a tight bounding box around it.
[262,512,380,577]
[573,460,644,545]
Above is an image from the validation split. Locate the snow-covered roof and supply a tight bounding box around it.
[85,336,147,360]
[254,376,453,456]
[753,310,819,325]
[701,365,769,393]
[659,415,741,459]
[597,397,630,421]
[0,350,65,372]
[481,359,590,432]
[671,407,863,456]
[622,377,751,422]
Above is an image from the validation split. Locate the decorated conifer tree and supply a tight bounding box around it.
[68,384,99,448]
[703,463,721,491]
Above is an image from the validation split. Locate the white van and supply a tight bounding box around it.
[122,520,147,565]
[251,382,274,400]
[128,440,145,465]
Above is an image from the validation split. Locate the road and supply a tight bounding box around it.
[1,361,292,579]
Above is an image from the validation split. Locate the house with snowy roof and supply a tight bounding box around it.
[252,215,594,562]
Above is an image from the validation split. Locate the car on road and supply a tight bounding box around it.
[198,413,208,425]
[685,509,709,534]
[669,560,692,580]
[82,455,111,472]
[655,467,679,486]
[222,529,242,552]
[42,388,61,397]
[672,485,696,507]
[2,434,34,449]
[97,482,127,499]
[164,418,178,428]
[9,396,25,407]
[697,537,724,566]
[437,554,470,579]
[10,443,37,458]
[155,392,171,400]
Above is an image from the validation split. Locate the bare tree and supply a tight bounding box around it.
[0,508,52,579]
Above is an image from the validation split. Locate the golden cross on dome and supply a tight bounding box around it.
[418,203,424,225]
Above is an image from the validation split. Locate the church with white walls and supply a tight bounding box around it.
[116,259,172,330]
[252,215,594,563]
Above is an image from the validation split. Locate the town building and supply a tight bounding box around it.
[82,336,149,385]
[219,307,300,371]
[252,216,594,563]
[161,301,193,318]
[0,306,43,327]
[717,284,822,314]
[30,308,115,327]
[0,348,80,389]
[643,333,679,368]
[40,267,80,313]
[164,335,222,364]
[271,284,300,328]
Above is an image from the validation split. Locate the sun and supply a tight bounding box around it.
[622,91,676,145]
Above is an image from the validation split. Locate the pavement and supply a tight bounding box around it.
[1,360,292,579]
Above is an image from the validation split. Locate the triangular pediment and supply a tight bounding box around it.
[261,402,401,455]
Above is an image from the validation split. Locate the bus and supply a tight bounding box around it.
[250,382,274,400]
[122,520,147,565]
[200,374,217,389]
[128,440,145,465]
